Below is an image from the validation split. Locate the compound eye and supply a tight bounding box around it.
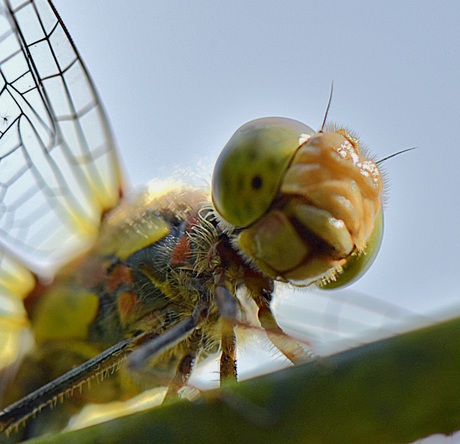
[211,117,315,227]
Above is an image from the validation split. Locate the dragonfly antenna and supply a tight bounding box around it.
[376,147,416,164]
[320,82,334,132]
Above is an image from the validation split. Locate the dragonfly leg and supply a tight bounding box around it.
[255,290,311,364]
[220,321,237,384]
[163,329,202,402]
[213,267,238,384]
[127,296,208,373]
[0,338,135,439]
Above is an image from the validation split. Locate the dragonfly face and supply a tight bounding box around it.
[0,0,384,439]
[212,118,384,287]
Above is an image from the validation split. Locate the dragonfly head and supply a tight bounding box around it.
[212,119,384,288]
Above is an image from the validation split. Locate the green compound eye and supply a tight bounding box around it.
[321,211,384,290]
[212,117,315,227]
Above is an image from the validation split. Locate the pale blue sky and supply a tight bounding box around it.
[55,1,460,319]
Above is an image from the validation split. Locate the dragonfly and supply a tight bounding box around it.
[0,0,389,439]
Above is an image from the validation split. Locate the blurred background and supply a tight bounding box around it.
[53,1,460,321]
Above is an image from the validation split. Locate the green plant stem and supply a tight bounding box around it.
[26,315,460,443]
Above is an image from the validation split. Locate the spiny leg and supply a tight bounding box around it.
[0,337,136,437]
[213,267,238,385]
[255,290,311,364]
[127,296,209,374]
[163,329,202,403]
[220,321,237,385]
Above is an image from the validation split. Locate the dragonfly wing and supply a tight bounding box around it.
[0,0,123,272]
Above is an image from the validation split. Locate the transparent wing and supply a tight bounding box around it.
[274,288,422,356]
[0,0,123,272]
